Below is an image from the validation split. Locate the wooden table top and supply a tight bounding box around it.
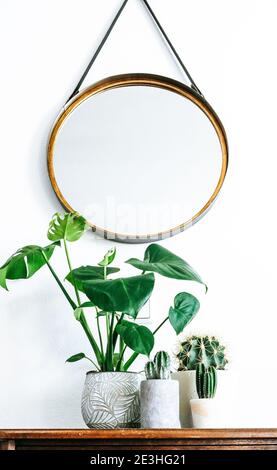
[0,429,276,440]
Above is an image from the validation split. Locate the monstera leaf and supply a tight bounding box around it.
[169,292,200,335]
[47,212,88,242]
[98,248,116,267]
[126,243,206,289]
[116,320,154,356]
[0,241,60,290]
[79,273,155,318]
[66,265,120,293]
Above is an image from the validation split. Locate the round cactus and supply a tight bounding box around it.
[176,335,228,371]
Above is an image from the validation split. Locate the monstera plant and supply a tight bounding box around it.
[0,212,207,428]
[0,212,206,371]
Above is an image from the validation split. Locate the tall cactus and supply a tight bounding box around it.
[145,351,171,380]
[154,351,170,379]
[177,335,228,371]
[196,364,217,399]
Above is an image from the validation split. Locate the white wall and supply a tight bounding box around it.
[0,0,276,428]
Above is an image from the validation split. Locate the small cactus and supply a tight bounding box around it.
[145,361,156,379]
[196,363,217,399]
[177,335,228,371]
[145,351,171,380]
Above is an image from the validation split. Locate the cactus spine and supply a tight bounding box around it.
[196,364,217,399]
[177,335,228,371]
[145,351,171,380]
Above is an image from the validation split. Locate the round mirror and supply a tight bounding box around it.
[48,74,228,242]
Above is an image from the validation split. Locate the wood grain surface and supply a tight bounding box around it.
[0,429,276,451]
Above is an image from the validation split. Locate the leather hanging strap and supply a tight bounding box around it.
[142,0,202,96]
[66,0,202,104]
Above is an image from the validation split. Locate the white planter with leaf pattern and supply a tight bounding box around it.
[81,371,141,429]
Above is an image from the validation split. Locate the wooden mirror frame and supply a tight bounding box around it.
[47,73,228,243]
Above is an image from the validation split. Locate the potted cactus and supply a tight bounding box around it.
[140,351,180,428]
[190,364,220,427]
[172,335,229,427]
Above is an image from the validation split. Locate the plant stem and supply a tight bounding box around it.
[85,356,101,371]
[42,247,102,368]
[110,312,115,354]
[66,241,104,366]
[106,315,110,343]
[105,312,115,370]
[102,265,110,351]
[119,331,124,355]
[79,312,102,366]
[113,313,124,349]
[95,307,104,359]
[153,316,169,335]
[41,251,76,310]
[116,345,127,371]
[122,270,150,370]
[63,239,81,306]
[63,240,102,364]
[123,316,169,371]
[123,351,138,371]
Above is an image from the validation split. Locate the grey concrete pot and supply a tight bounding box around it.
[82,372,141,429]
[140,379,181,428]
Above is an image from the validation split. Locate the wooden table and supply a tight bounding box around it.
[0,429,277,451]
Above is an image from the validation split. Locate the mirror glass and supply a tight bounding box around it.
[49,77,227,241]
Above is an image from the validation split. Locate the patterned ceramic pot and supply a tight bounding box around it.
[81,372,141,429]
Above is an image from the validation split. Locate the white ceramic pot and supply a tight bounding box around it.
[140,379,181,428]
[82,372,141,429]
[172,370,234,427]
[190,398,224,428]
